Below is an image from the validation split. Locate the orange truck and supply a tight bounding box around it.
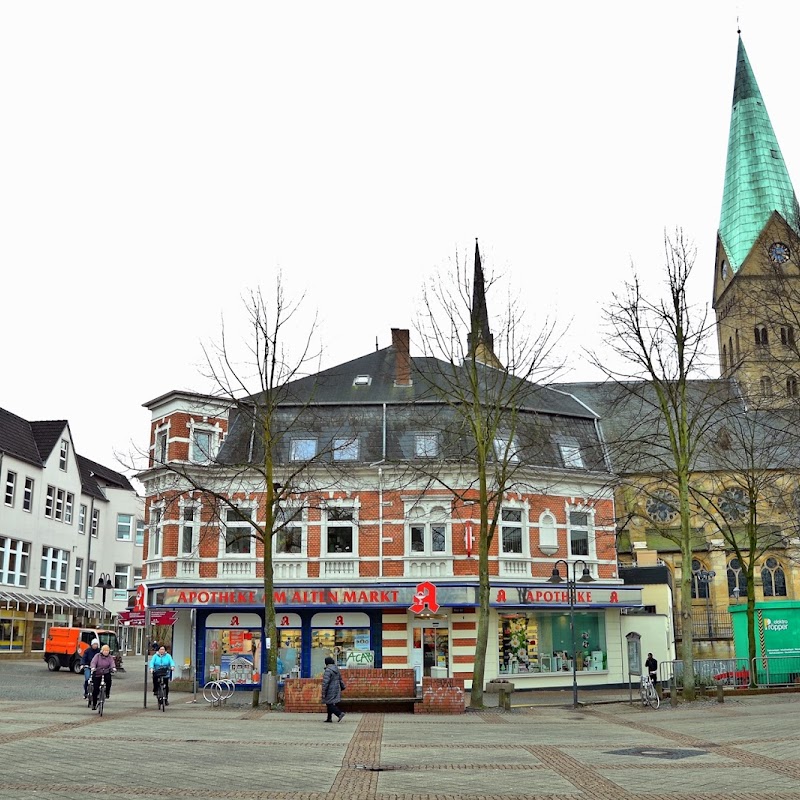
[43,627,120,673]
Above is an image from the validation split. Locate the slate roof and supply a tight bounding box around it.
[216,345,609,474]
[0,408,68,467]
[0,406,134,499]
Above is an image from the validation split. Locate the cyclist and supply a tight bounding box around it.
[149,645,176,706]
[90,644,116,710]
[80,638,100,699]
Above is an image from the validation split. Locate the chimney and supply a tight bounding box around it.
[391,328,412,387]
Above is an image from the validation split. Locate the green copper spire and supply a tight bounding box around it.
[719,37,799,272]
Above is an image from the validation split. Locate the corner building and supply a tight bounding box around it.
[139,256,648,692]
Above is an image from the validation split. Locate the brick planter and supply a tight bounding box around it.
[416,677,466,714]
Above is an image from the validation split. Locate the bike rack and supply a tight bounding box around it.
[202,679,236,708]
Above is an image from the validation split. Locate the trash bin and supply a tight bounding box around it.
[264,672,278,704]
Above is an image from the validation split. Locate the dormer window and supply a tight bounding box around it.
[333,437,359,461]
[559,443,584,469]
[493,434,519,463]
[353,375,372,386]
[414,433,439,458]
[290,438,317,461]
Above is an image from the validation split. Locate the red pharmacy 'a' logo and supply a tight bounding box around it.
[410,581,440,614]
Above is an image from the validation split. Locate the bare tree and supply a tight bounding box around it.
[589,230,721,700]
[140,276,354,706]
[414,243,568,708]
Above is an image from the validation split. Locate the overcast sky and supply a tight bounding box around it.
[2,1,798,477]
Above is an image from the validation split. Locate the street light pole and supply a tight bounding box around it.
[697,569,716,639]
[96,573,113,623]
[548,558,594,709]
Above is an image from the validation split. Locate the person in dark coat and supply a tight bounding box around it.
[320,656,346,723]
[80,639,100,699]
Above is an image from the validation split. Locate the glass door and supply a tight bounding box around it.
[412,626,449,678]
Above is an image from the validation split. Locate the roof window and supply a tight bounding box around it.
[353,375,372,386]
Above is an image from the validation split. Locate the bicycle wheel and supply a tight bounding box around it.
[647,684,660,710]
[640,682,648,706]
[158,680,166,712]
[97,685,105,717]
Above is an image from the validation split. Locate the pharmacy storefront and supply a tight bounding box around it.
[152,582,641,690]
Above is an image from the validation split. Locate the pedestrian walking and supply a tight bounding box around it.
[320,656,346,723]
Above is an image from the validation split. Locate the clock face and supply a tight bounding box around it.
[769,241,791,266]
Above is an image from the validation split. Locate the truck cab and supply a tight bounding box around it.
[43,627,120,673]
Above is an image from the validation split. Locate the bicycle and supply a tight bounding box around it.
[90,670,114,716]
[640,674,660,710]
[153,667,171,711]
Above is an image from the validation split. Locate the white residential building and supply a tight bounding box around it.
[0,406,144,658]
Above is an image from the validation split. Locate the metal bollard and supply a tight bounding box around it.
[716,683,724,703]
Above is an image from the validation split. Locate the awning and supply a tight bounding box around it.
[0,590,110,615]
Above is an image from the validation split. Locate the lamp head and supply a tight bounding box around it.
[547,567,563,584]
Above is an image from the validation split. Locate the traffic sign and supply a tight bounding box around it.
[118,609,178,626]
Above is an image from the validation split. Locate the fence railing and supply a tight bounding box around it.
[661,656,800,689]
[674,610,733,640]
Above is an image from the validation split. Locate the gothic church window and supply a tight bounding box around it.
[761,557,787,597]
[760,376,773,397]
[727,558,747,597]
[754,325,769,347]
[781,326,795,347]
[787,377,799,398]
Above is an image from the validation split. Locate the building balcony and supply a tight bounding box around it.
[147,561,161,578]
[499,558,531,578]
[177,559,198,577]
[404,556,454,578]
[220,560,254,577]
[274,559,308,580]
[321,557,358,578]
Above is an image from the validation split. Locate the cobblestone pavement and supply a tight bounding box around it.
[2,661,800,800]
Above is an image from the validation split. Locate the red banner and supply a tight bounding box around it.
[118,610,178,626]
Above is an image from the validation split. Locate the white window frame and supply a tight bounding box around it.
[88,561,96,597]
[189,423,217,464]
[59,439,69,471]
[290,438,317,461]
[414,433,439,458]
[54,489,65,522]
[223,506,253,556]
[0,537,30,587]
[78,504,87,535]
[537,510,558,555]
[135,518,145,547]
[45,486,55,518]
[149,505,164,557]
[333,437,359,461]
[155,427,169,464]
[117,513,133,541]
[323,504,358,556]
[180,503,200,556]
[64,493,74,524]
[40,546,69,592]
[133,566,143,586]
[274,505,306,556]
[493,434,520,463]
[22,477,34,512]
[114,563,130,600]
[567,506,595,559]
[91,508,99,537]
[499,506,526,556]
[73,557,83,597]
[405,502,450,556]
[559,443,584,469]
[4,471,16,507]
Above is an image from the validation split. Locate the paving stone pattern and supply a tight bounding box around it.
[1,662,800,799]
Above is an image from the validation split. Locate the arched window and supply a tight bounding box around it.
[719,487,746,521]
[735,329,741,361]
[781,326,795,347]
[727,557,747,597]
[690,559,712,599]
[722,344,728,373]
[760,375,773,397]
[761,557,787,597]
[728,336,734,370]
[754,325,769,347]
[787,377,798,398]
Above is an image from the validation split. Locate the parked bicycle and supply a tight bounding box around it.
[640,674,660,709]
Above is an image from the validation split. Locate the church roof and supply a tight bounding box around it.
[719,37,798,272]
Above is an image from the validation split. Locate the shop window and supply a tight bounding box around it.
[204,627,261,685]
[761,557,787,597]
[500,508,523,554]
[311,626,371,676]
[277,627,302,678]
[225,508,253,555]
[326,507,355,554]
[568,510,591,557]
[498,612,606,674]
[0,614,26,653]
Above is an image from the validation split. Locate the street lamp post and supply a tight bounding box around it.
[548,559,595,709]
[697,569,716,639]
[96,573,113,621]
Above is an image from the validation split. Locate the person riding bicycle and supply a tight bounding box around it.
[90,644,116,710]
[80,638,100,699]
[149,645,176,706]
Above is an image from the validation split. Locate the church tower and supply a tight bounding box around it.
[713,36,800,404]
